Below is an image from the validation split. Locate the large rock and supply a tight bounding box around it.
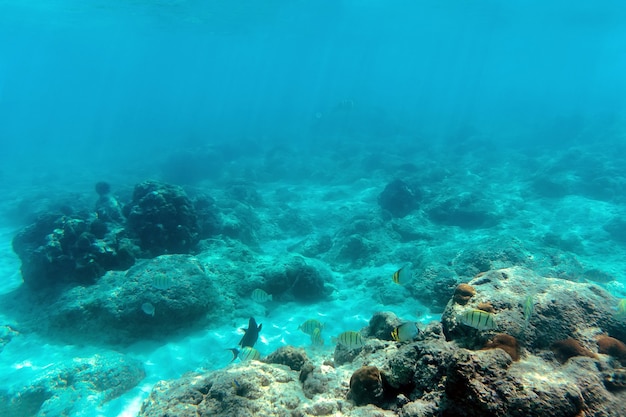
[363,323,626,417]
[261,255,332,302]
[39,254,222,344]
[378,179,422,218]
[442,349,593,417]
[138,361,382,417]
[441,267,626,351]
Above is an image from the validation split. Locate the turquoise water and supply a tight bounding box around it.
[1,1,626,416]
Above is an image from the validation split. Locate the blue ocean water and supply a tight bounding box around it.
[1,1,626,416]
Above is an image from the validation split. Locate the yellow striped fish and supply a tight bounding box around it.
[334,331,365,349]
[392,265,412,285]
[152,273,173,290]
[298,319,324,335]
[459,309,497,330]
[238,346,261,361]
[251,288,273,302]
[391,322,420,342]
[310,327,324,346]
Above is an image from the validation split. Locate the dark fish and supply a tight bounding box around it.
[227,348,239,362]
[239,317,262,348]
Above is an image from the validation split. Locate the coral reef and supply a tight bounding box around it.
[135,263,626,417]
[441,267,626,351]
[139,318,626,417]
[12,213,136,289]
[124,180,200,256]
[264,346,310,371]
[138,361,357,417]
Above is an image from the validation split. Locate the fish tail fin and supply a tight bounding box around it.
[227,348,239,362]
[268,295,273,301]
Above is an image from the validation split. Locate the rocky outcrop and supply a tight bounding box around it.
[12,213,136,289]
[441,267,626,351]
[124,180,200,256]
[5,254,223,345]
[137,267,626,416]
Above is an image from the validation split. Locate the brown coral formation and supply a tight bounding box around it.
[453,284,476,305]
[348,366,386,406]
[482,333,520,361]
[597,335,626,364]
[551,338,598,364]
[476,302,495,313]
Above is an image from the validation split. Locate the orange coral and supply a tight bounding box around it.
[453,284,476,305]
[476,302,495,313]
[483,333,520,361]
[597,335,626,364]
[551,338,598,364]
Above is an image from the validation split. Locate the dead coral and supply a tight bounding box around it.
[597,335,626,364]
[551,338,598,364]
[453,284,476,305]
[483,333,520,361]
